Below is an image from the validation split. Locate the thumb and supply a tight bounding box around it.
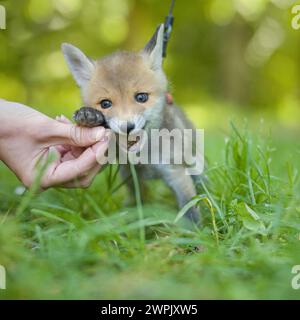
[47,121,106,147]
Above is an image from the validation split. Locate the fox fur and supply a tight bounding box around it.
[62,24,201,223]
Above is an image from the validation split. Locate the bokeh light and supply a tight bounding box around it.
[0,0,299,130]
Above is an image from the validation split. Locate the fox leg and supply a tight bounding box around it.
[156,165,201,224]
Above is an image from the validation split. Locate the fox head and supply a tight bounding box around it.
[62,24,168,136]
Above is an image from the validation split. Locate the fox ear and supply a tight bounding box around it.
[61,43,95,87]
[143,24,164,70]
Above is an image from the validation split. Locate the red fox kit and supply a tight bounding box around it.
[62,24,201,223]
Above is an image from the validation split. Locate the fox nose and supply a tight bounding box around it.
[120,122,135,134]
[126,122,135,134]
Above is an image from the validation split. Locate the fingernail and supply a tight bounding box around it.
[90,127,105,142]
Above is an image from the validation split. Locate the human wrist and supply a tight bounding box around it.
[0,100,43,138]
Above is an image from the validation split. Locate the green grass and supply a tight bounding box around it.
[0,122,300,299]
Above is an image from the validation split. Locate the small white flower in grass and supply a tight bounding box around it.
[14,186,26,195]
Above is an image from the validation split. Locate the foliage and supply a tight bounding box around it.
[0,124,299,299]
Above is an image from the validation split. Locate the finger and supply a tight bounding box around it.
[55,144,84,159]
[80,163,102,186]
[61,133,103,161]
[70,145,85,159]
[61,150,76,162]
[94,129,111,165]
[61,163,102,189]
[55,115,73,125]
[46,119,107,147]
[41,139,109,188]
[54,116,76,154]
[62,133,110,187]
[56,145,71,154]
[58,146,85,161]
[60,146,86,161]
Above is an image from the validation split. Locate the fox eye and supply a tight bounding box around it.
[135,93,149,103]
[100,99,112,109]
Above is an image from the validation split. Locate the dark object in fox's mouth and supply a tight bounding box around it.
[127,136,140,149]
[73,107,109,128]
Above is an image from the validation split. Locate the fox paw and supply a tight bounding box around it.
[73,107,107,128]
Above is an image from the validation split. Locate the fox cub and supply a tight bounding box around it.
[62,24,201,223]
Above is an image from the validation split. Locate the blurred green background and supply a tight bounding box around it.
[0,0,299,129]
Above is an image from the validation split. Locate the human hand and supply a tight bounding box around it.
[0,100,110,189]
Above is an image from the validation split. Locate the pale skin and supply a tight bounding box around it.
[0,99,110,189]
